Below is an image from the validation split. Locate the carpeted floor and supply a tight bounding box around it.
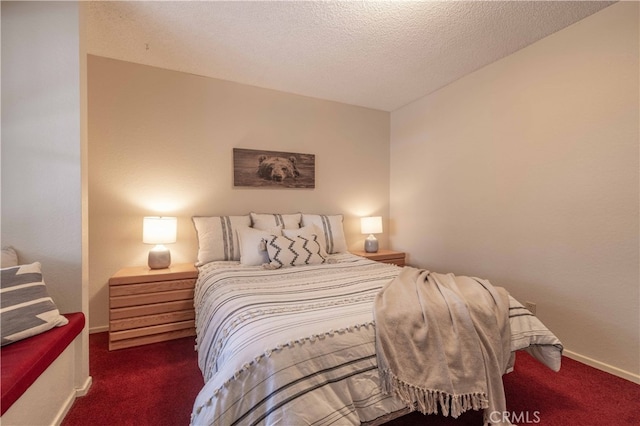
[62,332,203,426]
[63,332,640,425]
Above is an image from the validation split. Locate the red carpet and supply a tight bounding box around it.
[64,332,640,425]
[62,332,203,426]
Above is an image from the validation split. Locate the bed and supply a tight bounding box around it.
[189,214,563,426]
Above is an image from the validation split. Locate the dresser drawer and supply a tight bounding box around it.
[110,288,195,309]
[109,278,196,296]
[110,299,195,320]
[110,309,195,331]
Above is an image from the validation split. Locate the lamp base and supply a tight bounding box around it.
[364,235,378,253]
[148,248,171,269]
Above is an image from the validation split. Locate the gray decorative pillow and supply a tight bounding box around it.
[1,262,69,346]
[192,215,251,265]
[263,234,326,269]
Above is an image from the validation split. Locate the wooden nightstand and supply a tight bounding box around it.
[352,249,406,266]
[108,263,198,350]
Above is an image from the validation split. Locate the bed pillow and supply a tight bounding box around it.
[1,262,69,346]
[263,234,326,269]
[237,225,282,266]
[282,225,328,257]
[250,213,301,230]
[192,215,251,265]
[1,246,18,268]
[300,214,348,254]
[508,297,564,372]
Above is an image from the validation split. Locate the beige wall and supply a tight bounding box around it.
[88,56,390,331]
[1,0,90,391]
[390,2,639,381]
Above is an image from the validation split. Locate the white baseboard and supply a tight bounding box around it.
[76,375,93,397]
[54,389,78,426]
[89,325,109,334]
[563,349,640,384]
[53,376,92,425]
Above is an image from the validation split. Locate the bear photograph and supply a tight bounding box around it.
[233,148,315,188]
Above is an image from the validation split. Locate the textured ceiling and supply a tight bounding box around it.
[86,1,615,112]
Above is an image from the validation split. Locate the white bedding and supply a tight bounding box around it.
[191,253,562,426]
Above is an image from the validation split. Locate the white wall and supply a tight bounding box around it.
[390,2,639,381]
[88,56,391,331]
[1,0,90,393]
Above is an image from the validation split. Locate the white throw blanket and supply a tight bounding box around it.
[374,267,513,426]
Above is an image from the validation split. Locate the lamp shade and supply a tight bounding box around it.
[360,216,383,235]
[143,217,177,245]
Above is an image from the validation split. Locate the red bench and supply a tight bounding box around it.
[1,312,85,415]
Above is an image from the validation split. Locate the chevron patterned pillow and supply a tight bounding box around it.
[1,262,69,346]
[263,234,326,269]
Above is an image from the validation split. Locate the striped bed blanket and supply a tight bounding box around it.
[190,253,562,426]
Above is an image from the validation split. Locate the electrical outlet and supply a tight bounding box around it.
[525,301,537,315]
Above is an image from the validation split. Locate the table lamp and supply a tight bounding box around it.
[361,216,382,253]
[143,216,177,269]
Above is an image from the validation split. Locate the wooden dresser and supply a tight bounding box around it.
[108,263,198,350]
[351,249,406,266]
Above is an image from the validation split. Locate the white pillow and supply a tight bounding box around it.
[250,212,301,230]
[237,225,282,266]
[1,246,18,268]
[300,214,348,254]
[192,215,251,265]
[263,234,326,269]
[282,226,328,257]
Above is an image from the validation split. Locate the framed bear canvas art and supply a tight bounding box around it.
[233,148,315,188]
